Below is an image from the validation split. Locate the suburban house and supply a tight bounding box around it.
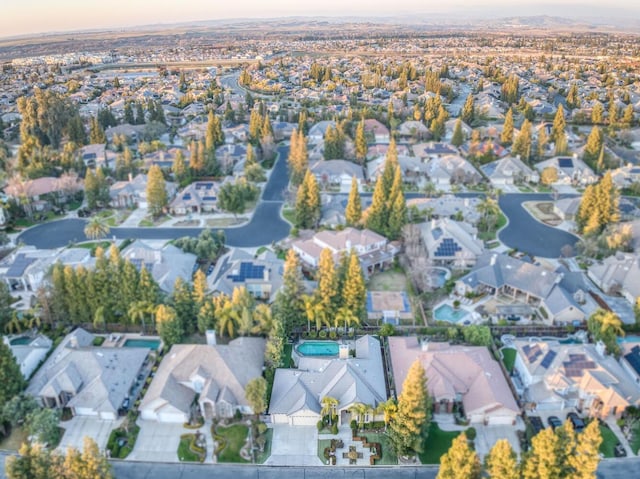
[610,164,640,189]
[80,144,109,169]
[456,253,585,324]
[407,195,482,225]
[4,334,52,379]
[139,336,265,423]
[215,143,248,173]
[412,142,459,161]
[363,119,390,143]
[367,156,430,185]
[119,240,197,293]
[0,247,94,293]
[535,156,597,186]
[291,227,399,277]
[512,339,640,418]
[109,173,177,209]
[480,156,539,187]
[388,337,520,425]
[269,335,387,426]
[420,218,484,268]
[621,343,640,386]
[309,160,365,192]
[553,197,582,221]
[308,120,336,143]
[169,181,219,215]
[26,328,150,420]
[425,155,481,187]
[397,120,431,141]
[4,175,83,213]
[208,248,284,302]
[588,253,640,304]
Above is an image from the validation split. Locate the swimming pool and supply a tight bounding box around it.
[123,339,161,350]
[618,336,640,344]
[433,304,468,323]
[9,336,32,346]
[296,341,339,357]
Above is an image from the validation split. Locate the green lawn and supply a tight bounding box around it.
[255,428,273,464]
[0,427,28,451]
[282,208,295,224]
[501,348,516,373]
[214,424,249,463]
[599,424,620,458]
[178,435,204,462]
[478,213,508,242]
[419,423,464,464]
[362,432,398,465]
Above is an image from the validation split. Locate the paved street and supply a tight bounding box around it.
[498,193,580,258]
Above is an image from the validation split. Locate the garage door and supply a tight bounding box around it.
[291,415,319,426]
[158,412,186,423]
[487,416,515,426]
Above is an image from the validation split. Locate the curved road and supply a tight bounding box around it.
[18,146,291,249]
[18,156,580,258]
[498,193,580,258]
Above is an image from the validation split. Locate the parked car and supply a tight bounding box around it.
[529,416,544,435]
[547,416,562,430]
[206,264,215,276]
[614,443,627,457]
[567,412,585,432]
[121,397,130,410]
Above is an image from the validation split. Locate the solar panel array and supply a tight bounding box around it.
[624,346,640,376]
[129,258,153,272]
[523,344,542,364]
[182,193,192,200]
[558,157,573,168]
[540,350,557,369]
[227,262,265,283]
[434,238,462,257]
[562,353,596,378]
[203,196,217,201]
[6,254,37,277]
[195,182,214,190]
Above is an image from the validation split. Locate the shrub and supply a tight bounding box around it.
[319,330,327,339]
[350,419,357,431]
[308,330,317,338]
[92,336,105,346]
[331,423,338,435]
[329,330,337,339]
[466,427,477,440]
[317,420,325,431]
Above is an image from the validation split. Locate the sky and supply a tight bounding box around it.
[2,0,640,38]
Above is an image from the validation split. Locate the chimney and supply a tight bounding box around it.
[69,335,79,349]
[595,340,606,358]
[205,330,217,346]
[128,172,133,183]
[421,338,429,352]
[346,240,352,251]
[263,267,270,281]
[339,344,350,360]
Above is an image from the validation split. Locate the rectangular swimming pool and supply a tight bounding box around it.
[123,339,161,350]
[296,341,339,357]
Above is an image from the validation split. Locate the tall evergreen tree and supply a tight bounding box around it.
[566,420,602,479]
[551,104,566,143]
[294,169,320,229]
[437,433,481,479]
[273,250,305,335]
[155,304,183,347]
[0,339,25,409]
[345,176,362,227]
[451,118,464,147]
[512,119,532,162]
[461,94,475,125]
[342,250,366,321]
[583,126,604,169]
[485,439,520,479]
[522,428,562,479]
[316,248,339,316]
[501,108,514,145]
[146,164,168,217]
[355,119,367,164]
[388,360,431,457]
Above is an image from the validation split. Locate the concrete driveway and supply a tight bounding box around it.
[264,425,323,466]
[57,416,121,452]
[473,424,523,459]
[128,421,185,462]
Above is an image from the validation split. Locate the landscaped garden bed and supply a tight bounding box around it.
[106,423,140,459]
[178,432,206,462]
[212,423,250,463]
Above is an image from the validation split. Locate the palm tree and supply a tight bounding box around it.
[93,306,107,333]
[349,402,370,428]
[4,312,22,334]
[128,301,153,334]
[476,196,500,232]
[376,399,397,431]
[84,216,110,240]
[423,181,437,198]
[335,306,359,336]
[321,396,339,426]
[590,309,624,338]
[251,303,273,335]
[217,300,239,338]
[302,294,317,333]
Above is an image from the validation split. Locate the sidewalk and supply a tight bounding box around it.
[605,417,635,457]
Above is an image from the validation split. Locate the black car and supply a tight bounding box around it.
[529,416,544,435]
[547,416,562,430]
[614,443,627,457]
[567,412,585,432]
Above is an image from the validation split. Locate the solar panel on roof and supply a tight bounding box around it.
[625,346,640,375]
[203,196,217,201]
[558,158,573,168]
[540,350,557,369]
[183,193,192,200]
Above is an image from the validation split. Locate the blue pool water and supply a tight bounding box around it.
[618,336,640,344]
[296,341,339,357]
[10,336,32,345]
[433,304,468,323]
[123,339,161,350]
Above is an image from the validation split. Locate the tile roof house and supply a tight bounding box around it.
[456,253,585,325]
[588,253,640,305]
[407,195,482,225]
[209,248,284,302]
[309,159,365,192]
[269,335,387,426]
[535,155,597,186]
[291,227,398,277]
[308,120,336,143]
[480,156,539,187]
[420,218,484,268]
[169,181,220,215]
[512,339,640,418]
[139,337,265,423]
[412,142,459,160]
[363,119,390,144]
[397,120,431,141]
[388,337,520,425]
[425,155,481,187]
[4,334,53,379]
[367,155,430,185]
[26,328,150,420]
[119,240,197,293]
